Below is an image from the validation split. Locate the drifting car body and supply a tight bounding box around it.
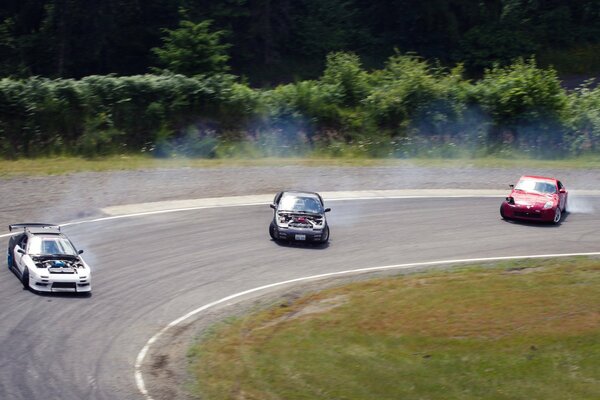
[269,191,331,243]
[7,223,92,293]
[500,176,568,224]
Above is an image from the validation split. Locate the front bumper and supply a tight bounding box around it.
[501,202,555,222]
[274,226,326,242]
[30,274,92,293]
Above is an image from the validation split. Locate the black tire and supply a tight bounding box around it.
[22,267,29,290]
[320,226,330,244]
[269,222,277,240]
[7,237,16,270]
[500,205,509,220]
[552,207,562,225]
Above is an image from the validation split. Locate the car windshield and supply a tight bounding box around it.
[515,179,557,194]
[279,195,323,213]
[28,236,77,256]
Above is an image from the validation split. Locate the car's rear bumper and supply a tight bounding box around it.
[501,203,555,222]
[274,226,326,242]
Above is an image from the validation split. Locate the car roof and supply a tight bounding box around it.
[519,175,558,183]
[282,191,320,198]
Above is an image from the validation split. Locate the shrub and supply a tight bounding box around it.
[566,82,600,153]
[473,58,569,156]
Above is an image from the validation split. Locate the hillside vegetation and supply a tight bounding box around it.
[1,55,598,159]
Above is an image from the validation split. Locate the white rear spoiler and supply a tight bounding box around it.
[8,223,60,232]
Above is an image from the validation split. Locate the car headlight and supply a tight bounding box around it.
[543,201,554,209]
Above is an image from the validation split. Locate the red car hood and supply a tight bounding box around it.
[511,191,557,208]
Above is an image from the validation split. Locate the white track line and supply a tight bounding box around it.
[134,251,600,400]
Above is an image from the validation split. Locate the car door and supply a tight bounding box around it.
[13,234,28,275]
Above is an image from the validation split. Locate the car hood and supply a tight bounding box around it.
[510,191,557,207]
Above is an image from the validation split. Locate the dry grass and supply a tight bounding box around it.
[189,257,600,400]
[1,155,600,177]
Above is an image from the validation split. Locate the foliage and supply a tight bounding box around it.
[365,55,469,135]
[1,1,599,81]
[0,53,598,159]
[152,19,230,76]
[321,52,370,107]
[566,83,600,154]
[473,59,569,155]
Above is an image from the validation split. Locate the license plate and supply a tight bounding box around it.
[295,234,306,241]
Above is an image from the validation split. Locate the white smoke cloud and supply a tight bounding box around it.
[566,191,597,214]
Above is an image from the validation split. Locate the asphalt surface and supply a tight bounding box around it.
[1,196,600,400]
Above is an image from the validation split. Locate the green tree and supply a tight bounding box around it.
[152,19,230,76]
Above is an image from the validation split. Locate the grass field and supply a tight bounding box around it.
[188,257,600,400]
[1,154,600,177]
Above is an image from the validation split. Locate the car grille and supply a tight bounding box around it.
[514,211,542,218]
[52,282,77,289]
[288,222,312,228]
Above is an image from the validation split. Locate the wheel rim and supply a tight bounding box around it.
[554,208,561,223]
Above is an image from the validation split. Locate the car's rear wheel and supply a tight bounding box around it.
[22,267,29,290]
[552,207,562,224]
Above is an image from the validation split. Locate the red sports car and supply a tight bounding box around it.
[500,175,568,224]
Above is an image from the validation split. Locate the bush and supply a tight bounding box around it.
[473,58,569,156]
[364,55,470,138]
[566,82,600,153]
[0,53,598,160]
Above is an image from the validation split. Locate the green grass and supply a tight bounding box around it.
[1,154,600,177]
[188,258,600,400]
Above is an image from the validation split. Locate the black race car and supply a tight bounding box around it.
[269,191,331,244]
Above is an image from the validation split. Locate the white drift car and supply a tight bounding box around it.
[7,224,92,293]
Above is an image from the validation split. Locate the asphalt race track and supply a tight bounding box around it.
[1,196,600,400]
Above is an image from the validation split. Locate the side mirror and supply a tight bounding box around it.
[509,184,514,189]
[324,208,331,213]
[269,203,276,210]
[78,249,84,254]
[559,188,566,193]
[17,248,25,254]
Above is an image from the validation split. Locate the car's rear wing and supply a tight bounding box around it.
[9,223,60,232]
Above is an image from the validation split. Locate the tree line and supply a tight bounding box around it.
[1,1,599,83]
[1,53,598,159]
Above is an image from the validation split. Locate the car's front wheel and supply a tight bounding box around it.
[22,267,29,290]
[500,204,510,221]
[552,207,562,224]
[269,222,277,240]
[320,226,330,244]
